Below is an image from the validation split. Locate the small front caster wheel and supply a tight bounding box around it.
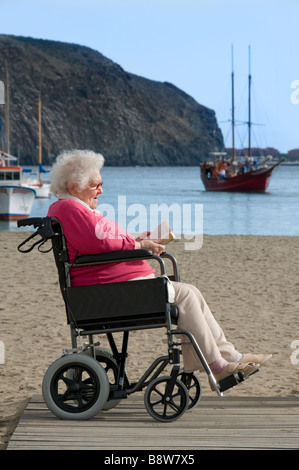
[144,375,189,422]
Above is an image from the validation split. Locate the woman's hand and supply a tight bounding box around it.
[135,238,165,255]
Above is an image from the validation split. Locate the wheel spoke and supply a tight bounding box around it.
[152,385,164,399]
[57,372,73,387]
[178,372,201,411]
[168,400,180,412]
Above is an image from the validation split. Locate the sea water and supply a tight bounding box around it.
[1,165,298,236]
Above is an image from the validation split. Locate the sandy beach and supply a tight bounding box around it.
[1,231,299,449]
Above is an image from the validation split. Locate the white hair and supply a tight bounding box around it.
[50,149,105,197]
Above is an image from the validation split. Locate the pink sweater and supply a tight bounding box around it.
[47,198,155,286]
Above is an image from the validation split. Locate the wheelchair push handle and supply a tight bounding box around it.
[17,217,45,228]
[17,217,58,253]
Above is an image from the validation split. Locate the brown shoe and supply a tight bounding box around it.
[213,362,259,382]
[240,354,272,366]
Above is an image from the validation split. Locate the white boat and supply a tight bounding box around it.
[22,166,51,198]
[28,180,50,198]
[0,152,35,220]
[26,181,50,198]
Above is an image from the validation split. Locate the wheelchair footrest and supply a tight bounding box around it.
[218,371,245,392]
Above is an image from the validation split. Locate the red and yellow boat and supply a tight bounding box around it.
[201,46,284,192]
[200,158,284,192]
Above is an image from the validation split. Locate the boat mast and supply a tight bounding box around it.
[231,45,235,162]
[5,65,10,155]
[38,92,42,181]
[248,45,252,159]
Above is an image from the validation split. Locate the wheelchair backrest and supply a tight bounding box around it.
[17,216,70,306]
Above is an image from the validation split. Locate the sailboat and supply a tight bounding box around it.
[22,94,51,198]
[0,151,36,220]
[200,47,284,192]
[0,70,35,220]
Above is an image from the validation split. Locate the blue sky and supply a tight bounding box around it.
[1,0,298,153]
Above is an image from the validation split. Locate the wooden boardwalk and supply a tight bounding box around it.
[7,394,299,450]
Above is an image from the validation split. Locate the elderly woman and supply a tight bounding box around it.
[48,150,271,385]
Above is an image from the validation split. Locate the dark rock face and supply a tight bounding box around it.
[0,35,224,166]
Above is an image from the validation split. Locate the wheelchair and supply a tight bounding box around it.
[17,216,248,422]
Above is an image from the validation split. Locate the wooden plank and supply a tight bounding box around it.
[7,395,299,450]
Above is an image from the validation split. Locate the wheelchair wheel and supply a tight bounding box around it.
[144,375,189,422]
[81,347,123,411]
[178,372,201,410]
[42,354,110,420]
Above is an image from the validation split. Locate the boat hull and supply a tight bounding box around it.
[24,182,51,198]
[201,166,274,192]
[0,185,36,220]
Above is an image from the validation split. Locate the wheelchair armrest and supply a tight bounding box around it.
[73,250,178,278]
[160,252,180,282]
[73,249,155,265]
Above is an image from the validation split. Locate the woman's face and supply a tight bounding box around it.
[68,170,103,210]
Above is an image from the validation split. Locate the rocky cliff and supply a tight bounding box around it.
[0,35,224,166]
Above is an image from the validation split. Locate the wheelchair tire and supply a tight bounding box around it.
[178,372,201,411]
[42,354,110,420]
[144,375,189,422]
[81,347,124,411]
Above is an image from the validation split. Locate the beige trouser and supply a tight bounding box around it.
[171,281,241,372]
[130,275,241,373]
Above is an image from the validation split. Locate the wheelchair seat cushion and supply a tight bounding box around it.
[66,276,171,329]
